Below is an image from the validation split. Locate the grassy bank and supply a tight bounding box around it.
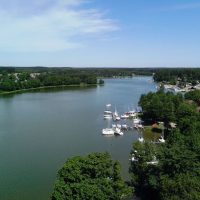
[143,125,162,141]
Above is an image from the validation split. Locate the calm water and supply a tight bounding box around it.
[0,77,156,200]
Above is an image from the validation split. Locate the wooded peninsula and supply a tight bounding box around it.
[1,67,200,93]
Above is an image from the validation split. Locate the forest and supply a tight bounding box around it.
[0,69,98,92]
[0,67,155,92]
[1,67,200,92]
[130,89,200,200]
[0,66,154,77]
[153,68,200,84]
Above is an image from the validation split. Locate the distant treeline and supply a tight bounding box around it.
[0,68,97,92]
[1,67,200,92]
[0,67,155,77]
[153,68,200,84]
[0,67,155,92]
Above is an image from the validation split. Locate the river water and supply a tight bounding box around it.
[0,77,156,200]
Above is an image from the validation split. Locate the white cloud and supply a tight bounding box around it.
[0,0,118,52]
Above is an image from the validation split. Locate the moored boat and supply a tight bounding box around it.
[114,127,123,136]
[133,118,141,124]
[121,114,129,119]
[102,128,114,135]
[104,110,112,119]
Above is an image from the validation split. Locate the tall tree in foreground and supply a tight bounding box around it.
[52,152,132,200]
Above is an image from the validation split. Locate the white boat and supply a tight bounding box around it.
[106,104,111,107]
[121,114,129,119]
[134,124,144,129]
[114,127,123,136]
[104,111,112,114]
[133,118,141,124]
[146,156,158,165]
[129,113,137,117]
[138,136,144,143]
[158,136,165,143]
[104,110,112,119]
[113,107,121,121]
[129,155,138,162]
[102,128,114,135]
[137,124,144,129]
[115,116,121,121]
[104,114,112,119]
[127,110,136,117]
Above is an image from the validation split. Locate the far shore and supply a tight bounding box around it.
[0,83,101,95]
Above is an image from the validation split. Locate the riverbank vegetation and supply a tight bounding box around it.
[130,90,200,200]
[0,69,97,92]
[0,67,154,93]
[1,67,200,93]
[51,152,132,200]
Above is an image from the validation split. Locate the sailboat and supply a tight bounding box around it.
[113,107,120,121]
[113,127,123,136]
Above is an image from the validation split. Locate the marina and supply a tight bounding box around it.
[102,104,143,136]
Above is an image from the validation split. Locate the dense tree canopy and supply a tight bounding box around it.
[52,152,132,200]
[153,68,200,83]
[185,89,200,105]
[139,91,183,125]
[130,91,200,200]
[0,70,97,92]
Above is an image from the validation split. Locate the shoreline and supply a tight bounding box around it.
[0,76,153,95]
[0,84,100,95]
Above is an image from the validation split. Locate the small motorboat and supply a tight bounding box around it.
[104,114,112,119]
[121,114,129,119]
[102,128,114,135]
[104,111,112,119]
[133,118,141,124]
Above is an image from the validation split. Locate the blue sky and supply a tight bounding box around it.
[0,0,200,67]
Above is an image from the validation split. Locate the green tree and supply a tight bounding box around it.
[52,153,132,200]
